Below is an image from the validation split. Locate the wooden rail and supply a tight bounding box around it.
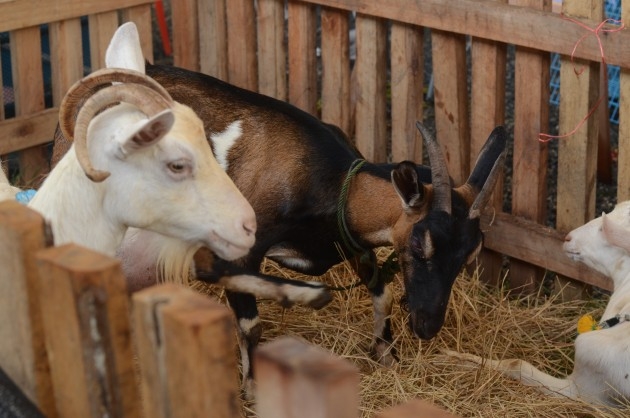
[0,201,457,417]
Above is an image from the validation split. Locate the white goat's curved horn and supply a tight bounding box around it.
[415,122,451,214]
[59,67,173,142]
[72,82,173,182]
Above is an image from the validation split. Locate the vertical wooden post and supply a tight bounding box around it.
[133,284,241,418]
[353,14,388,162]
[288,1,318,114]
[619,0,630,201]
[36,243,141,418]
[171,0,200,71]
[470,0,507,285]
[431,29,470,184]
[258,0,287,100]
[10,27,48,186]
[254,336,359,418]
[376,398,459,418]
[0,202,55,417]
[390,22,424,163]
[198,0,228,79]
[88,11,120,70]
[508,0,551,293]
[227,0,258,90]
[321,7,352,135]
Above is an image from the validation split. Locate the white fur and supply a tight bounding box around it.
[211,120,243,171]
[0,166,20,201]
[25,23,256,284]
[448,201,630,406]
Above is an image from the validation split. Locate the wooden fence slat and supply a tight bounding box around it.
[353,13,387,162]
[198,0,227,79]
[507,0,551,293]
[254,336,359,418]
[49,18,84,106]
[171,0,200,71]
[556,0,602,232]
[10,26,48,186]
[0,202,55,417]
[0,108,59,155]
[226,0,257,90]
[376,398,459,418]
[430,29,469,184]
[469,0,507,285]
[88,10,120,71]
[390,22,423,163]
[288,1,318,114]
[132,284,241,418]
[36,243,140,418]
[321,7,352,135]
[122,4,154,62]
[619,0,630,201]
[257,0,287,100]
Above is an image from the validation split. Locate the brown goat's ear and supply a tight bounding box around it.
[392,161,425,209]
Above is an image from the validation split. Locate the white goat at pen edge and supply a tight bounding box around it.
[446,201,630,406]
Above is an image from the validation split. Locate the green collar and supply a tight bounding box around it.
[335,159,399,290]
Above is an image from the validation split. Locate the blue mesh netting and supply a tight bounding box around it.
[549,0,622,124]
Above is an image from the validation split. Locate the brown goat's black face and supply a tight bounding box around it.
[391,124,507,340]
[396,205,483,340]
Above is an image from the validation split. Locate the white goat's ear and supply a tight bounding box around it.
[105,22,145,73]
[602,213,630,254]
[120,109,175,155]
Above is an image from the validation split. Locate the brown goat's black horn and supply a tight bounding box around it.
[466,126,508,219]
[416,122,451,214]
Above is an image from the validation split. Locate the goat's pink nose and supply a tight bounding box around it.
[564,233,572,242]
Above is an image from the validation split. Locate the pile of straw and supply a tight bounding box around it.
[193,249,628,417]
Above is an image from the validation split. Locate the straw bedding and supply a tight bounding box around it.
[193,248,628,417]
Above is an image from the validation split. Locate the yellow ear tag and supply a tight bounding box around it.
[577,314,600,334]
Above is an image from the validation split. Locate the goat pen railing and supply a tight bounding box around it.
[0,200,457,417]
[0,0,626,293]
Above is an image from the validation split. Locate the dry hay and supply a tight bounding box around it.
[192,248,629,417]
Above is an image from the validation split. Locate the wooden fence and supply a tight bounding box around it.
[0,199,457,417]
[0,0,626,291]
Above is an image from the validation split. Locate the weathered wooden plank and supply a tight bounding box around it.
[619,0,630,201]
[257,0,287,100]
[171,0,200,71]
[353,13,387,162]
[0,108,58,155]
[288,1,318,114]
[133,284,241,418]
[10,26,49,186]
[556,0,602,233]
[470,0,507,286]
[508,0,550,293]
[225,0,257,90]
[37,244,140,418]
[0,0,152,32]
[88,10,120,71]
[198,0,228,79]
[255,336,359,418]
[321,7,351,136]
[481,210,611,292]
[376,398,459,418]
[390,22,423,163]
[0,202,55,417]
[303,0,630,68]
[121,4,154,62]
[49,18,84,106]
[431,29,469,184]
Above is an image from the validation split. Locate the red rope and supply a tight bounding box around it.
[538,14,624,143]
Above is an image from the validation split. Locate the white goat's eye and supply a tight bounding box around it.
[166,160,192,177]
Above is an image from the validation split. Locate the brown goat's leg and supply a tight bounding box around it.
[352,253,397,367]
[226,290,261,400]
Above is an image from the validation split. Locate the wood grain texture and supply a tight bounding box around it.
[257,0,287,100]
[37,244,140,418]
[255,336,359,418]
[0,108,58,155]
[226,0,257,90]
[172,0,200,71]
[122,4,154,62]
[198,0,227,78]
[619,0,630,201]
[49,18,84,106]
[0,202,55,417]
[88,11,120,71]
[288,1,318,114]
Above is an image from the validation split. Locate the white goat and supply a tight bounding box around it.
[12,56,256,277]
[447,201,630,406]
[0,166,20,201]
